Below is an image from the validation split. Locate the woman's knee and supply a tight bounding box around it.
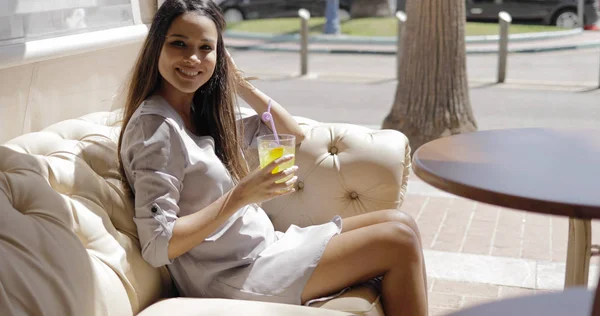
[377,222,422,263]
[379,209,420,237]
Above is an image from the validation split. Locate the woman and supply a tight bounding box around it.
[118,1,427,315]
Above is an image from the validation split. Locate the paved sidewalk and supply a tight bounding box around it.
[225,30,600,54]
[425,278,544,315]
[404,174,600,264]
[407,173,599,315]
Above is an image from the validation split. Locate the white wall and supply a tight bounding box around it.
[0,0,157,143]
[0,40,143,143]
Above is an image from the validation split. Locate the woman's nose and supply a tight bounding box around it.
[186,53,201,65]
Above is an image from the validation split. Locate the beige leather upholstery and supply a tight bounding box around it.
[0,109,410,316]
[138,298,353,316]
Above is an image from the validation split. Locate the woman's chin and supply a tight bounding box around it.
[179,86,201,94]
[171,81,203,94]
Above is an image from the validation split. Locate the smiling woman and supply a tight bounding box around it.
[159,14,218,98]
[116,1,428,316]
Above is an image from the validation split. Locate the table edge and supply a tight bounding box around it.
[411,155,600,219]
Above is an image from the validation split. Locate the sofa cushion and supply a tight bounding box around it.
[238,107,411,231]
[0,111,171,316]
[0,147,96,316]
[138,298,354,316]
[310,283,384,316]
[262,123,410,231]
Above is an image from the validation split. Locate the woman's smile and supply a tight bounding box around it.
[176,67,202,79]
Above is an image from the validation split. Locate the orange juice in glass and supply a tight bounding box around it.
[257,134,295,182]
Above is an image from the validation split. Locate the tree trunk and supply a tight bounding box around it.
[382,0,477,151]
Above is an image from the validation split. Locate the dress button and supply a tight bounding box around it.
[151,205,159,213]
[350,192,359,199]
[329,146,339,155]
[297,181,305,190]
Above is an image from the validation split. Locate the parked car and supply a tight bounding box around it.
[465,0,599,28]
[214,0,352,24]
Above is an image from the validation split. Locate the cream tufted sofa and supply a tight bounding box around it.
[0,106,411,316]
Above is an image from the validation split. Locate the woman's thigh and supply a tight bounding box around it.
[301,221,421,304]
[342,209,421,238]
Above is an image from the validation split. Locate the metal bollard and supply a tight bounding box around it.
[324,0,341,35]
[497,11,511,83]
[395,11,407,81]
[578,0,584,29]
[299,9,311,76]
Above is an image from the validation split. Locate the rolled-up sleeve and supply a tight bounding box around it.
[237,115,273,169]
[238,114,272,149]
[121,115,186,268]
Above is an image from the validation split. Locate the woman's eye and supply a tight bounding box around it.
[171,41,186,47]
[201,45,213,50]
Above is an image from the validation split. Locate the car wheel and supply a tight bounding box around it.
[223,8,244,24]
[339,8,351,21]
[553,9,580,28]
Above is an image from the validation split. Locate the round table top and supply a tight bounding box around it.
[412,128,600,219]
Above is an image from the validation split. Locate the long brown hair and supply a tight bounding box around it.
[117,0,249,193]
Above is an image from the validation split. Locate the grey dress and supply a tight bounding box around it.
[120,95,342,305]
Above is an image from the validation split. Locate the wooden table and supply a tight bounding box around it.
[412,128,600,287]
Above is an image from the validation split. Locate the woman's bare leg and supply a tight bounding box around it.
[341,209,428,292]
[301,221,427,316]
[342,209,422,241]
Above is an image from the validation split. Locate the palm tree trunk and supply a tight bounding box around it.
[382,0,477,151]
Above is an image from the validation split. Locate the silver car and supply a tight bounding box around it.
[466,0,599,28]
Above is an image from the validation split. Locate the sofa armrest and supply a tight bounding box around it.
[137,298,353,316]
[261,120,411,232]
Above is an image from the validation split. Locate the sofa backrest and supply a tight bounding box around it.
[0,110,176,316]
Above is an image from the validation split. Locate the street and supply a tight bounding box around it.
[231,49,600,130]
[231,48,600,85]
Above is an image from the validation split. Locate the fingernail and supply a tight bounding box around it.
[285,166,298,175]
[286,176,298,185]
[283,154,294,159]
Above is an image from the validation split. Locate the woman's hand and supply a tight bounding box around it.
[233,155,298,206]
[226,49,255,92]
[225,48,237,69]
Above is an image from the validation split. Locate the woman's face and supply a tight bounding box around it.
[158,12,218,95]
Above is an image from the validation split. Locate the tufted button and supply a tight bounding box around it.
[297,181,305,190]
[151,205,159,213]
[350,192,359,199]
[329,146,339,155]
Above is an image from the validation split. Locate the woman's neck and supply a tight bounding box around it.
[157,83,195,130]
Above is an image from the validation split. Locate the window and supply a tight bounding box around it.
[0,0,134,45]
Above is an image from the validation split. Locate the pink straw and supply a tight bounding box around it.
[261,99,280,144]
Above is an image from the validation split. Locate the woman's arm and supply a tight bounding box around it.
[169,150,294,259]
[167,188,245,260]
[227,51,305,144]
[237,83,305,145]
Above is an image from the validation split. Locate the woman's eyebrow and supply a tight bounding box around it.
[166,34,215,43]
[166,34,189,39]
